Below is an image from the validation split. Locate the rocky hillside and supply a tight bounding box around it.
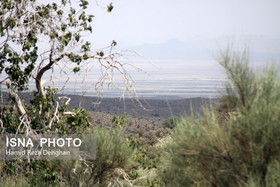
[1,92,219,119]
[65,95,219,119]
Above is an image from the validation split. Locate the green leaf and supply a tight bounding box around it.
[73,67,80,73]
[79,0,89,9]
[107,3,114,13]
[97,51,104,57]
[57,10,64,17]
[111,40,117,46]
[81,42,91,52]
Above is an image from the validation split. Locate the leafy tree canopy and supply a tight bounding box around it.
[0,0,95,90]
[0,0,136,97]
[0,0,144,134]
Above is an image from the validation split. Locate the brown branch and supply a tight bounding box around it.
[35,52,65,96]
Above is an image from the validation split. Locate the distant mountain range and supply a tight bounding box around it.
[123,37,280,62]
[129,39,211,60]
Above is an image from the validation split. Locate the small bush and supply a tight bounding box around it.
[162,116,181,129]
[61,127,135,186]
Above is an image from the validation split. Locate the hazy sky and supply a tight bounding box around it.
[2,0,279,96]
[90,0,280,47]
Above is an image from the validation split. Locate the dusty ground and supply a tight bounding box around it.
[88,111,167,144]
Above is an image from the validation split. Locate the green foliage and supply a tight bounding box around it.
[93,127,134,179]
[30,87,58,112]
[27,161,60,186]
[160,50,280,187]
[264,161,280,186]
[162,116,181,129]
[0,44,37,90]
[127,168,164,187]
[0,106,20,133]
[66,53,82,64]
[22,88,89,134]
[0,87,91,135]
[127,133,163,186]
[107,3,114,13]
[0,160,62,186]
[60,108,91,133]
[0,0,98,91]
[0,126,135,186]
[112,114,129,128]
[0,176,30,187]
[59,127,135,186]
[128,136,161,170]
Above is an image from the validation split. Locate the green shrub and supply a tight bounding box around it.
[0,160,65,186]
[60,127,135,186]
[160,49,280,187]
[162,116,181,129]
[265,161,280,187]
[112,114,129,128]
[0,176,30,187]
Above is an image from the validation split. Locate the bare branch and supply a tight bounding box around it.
[8,89,26,116]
